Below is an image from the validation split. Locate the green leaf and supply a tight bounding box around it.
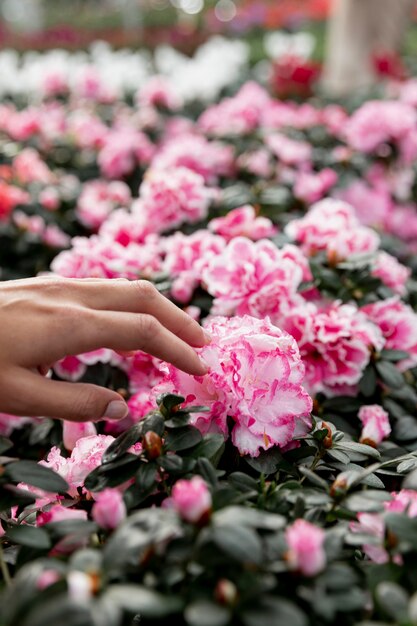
[326,449,351,465]
[6,525,51,549]
[196,457,219,488]
[245,448,283,475]
[105,584,182,618]
[102,423,142,464]
[187,434,225,465]
[211,524,263,565]
[4,461,68,493]
[165,426,202,452]
[136,463,158,492]
[322,396,362,414]
[345,491,391,513]
[298,466,329,490]
[336,441,381,460]
[20,598,96,626]
[140,412,165,437]
[359,365,377,397]
[159,454,184,473]
[242,598,307,626]
[375,582,409,622]
[185,600,231,626]
[156,393,185,416]
[228,472,259,493]
[0,485,36,510]
[385,513,417,544]
[394,416,417,441]
[375,361,404,389]
[84,454,141,491]
[213,506,285,531]
[380,349,410,362]
[0,436,12,455]
[397,459,417,474]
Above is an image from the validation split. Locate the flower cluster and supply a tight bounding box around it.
[157,315,312,456]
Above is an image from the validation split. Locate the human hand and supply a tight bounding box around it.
[0,277,210,422]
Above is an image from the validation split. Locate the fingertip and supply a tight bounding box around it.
[102,400,129,421]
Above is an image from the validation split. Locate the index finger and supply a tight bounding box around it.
[72,279,211,348]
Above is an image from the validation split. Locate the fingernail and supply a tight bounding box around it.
[103,400,129,420]
[203,331,212,344]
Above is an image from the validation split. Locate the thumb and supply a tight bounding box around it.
[3,368,129,422]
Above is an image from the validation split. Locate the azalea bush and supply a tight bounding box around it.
[3,40,417,626]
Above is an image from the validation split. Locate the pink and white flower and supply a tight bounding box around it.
[164,476,212,524]
[92,488,127,530]
[362,297,417,371]
[282,302,384,395]
[285,519,326,576]
[208,205,277,241]
[156,315,312,456]
[358,405,391,447]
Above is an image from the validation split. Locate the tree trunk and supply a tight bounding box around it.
[323,0,415,96]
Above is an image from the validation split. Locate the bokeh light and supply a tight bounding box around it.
[214,0,236,22]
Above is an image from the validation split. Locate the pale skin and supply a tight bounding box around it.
[0,277,210,422]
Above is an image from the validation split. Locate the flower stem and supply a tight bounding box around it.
[0,542,11,587]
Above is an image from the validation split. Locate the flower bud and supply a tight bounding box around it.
[285,519,326,577]
[321,421,333,449]
[164,476,212,524]
[142,431,163,460]
[214,579,238,606]
[91,488,126,530]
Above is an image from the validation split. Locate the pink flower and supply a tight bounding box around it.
[358,405,391,447]
[294,168,338,204]
[236,148,272,178]
[198,82,271,137]
[139,167,212,232]
[62,421,97,451]
[336,180,392,229]
[91,488,127,530]
[285,519,326,576]
[344,100,417,158]
[51,235,161,280]
[98,128,154,179]
[386,489,417,516]
[285,198,380,259]
[13,148,54,185]
[0,182,30,222]
[37,504,88,526]
[156,315,312,457]
[362,297,417,371]
[266,133,312,166]
[152,133,234,184]
[371,251,410,296]
[40,435,115,496]
[76,179,131,231]
[203,238,305,321]
[53,355,87,382]
[164,476,212,524]
[0,413,33,437]
[351,490,417,564]
[283,302,384,396]
[137,76,182,110]
[163,229,226,303]
[350,513,389,564]
[39,187,60,211]
[36,569,61,590]
[208,205,277,241]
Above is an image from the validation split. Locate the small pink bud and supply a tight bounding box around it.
[165,476,212,524]
[91,488,126,530]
